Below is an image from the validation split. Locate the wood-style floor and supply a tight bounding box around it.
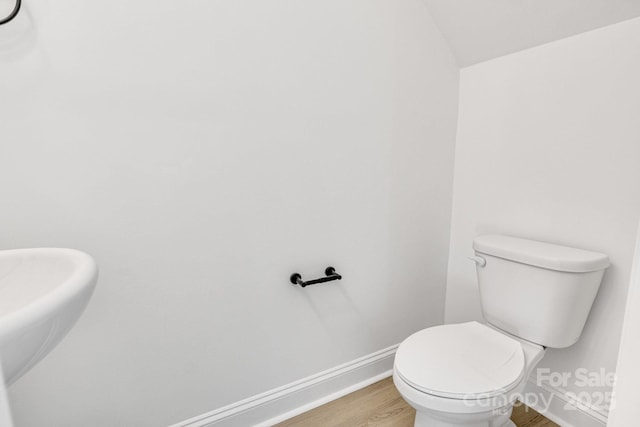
[275,377,559,427]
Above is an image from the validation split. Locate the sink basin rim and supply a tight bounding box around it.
[0,247,98,341]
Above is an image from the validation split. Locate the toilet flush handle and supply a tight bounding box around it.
[468,255,486,267]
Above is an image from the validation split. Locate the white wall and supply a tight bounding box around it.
[446,17,640,418]
[421,0,640,67]
[608,220,640,426]
[0,0,459,425]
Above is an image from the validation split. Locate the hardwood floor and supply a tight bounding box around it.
[511,402,560,427]
[275,377,559,427]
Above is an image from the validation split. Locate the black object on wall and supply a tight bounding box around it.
[0,0,21,25]
[290,267,342,288]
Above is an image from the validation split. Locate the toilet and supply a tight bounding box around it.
[393,234,609,427]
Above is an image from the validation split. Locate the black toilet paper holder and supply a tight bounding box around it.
[0,0,21,25]
[290,267,342,288]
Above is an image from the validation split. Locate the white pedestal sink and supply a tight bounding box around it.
[0,248,98,426]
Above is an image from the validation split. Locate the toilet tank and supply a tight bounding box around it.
[473,235,609,348]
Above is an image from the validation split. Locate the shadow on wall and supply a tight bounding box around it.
[0,2,36,58]
[0,3,49,99]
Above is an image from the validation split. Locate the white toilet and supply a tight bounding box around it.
[393,234,609,427]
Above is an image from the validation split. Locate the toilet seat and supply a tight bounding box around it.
[394,321,525,400]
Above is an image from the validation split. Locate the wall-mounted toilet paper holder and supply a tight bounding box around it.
[290,267,342,288]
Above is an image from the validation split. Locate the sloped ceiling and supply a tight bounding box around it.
[422,0,640,66]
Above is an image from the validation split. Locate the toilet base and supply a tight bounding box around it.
[394,370,520,427]
[414,410,515,427]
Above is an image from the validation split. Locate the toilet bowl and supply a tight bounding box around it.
[393,234,609,427]
[393,322,545,427]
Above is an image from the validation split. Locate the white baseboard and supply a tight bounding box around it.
[522,378,608,427]
[171,344,606,427]
[171,344,398,427]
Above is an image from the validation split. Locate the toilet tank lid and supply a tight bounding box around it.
[473,235,610,273]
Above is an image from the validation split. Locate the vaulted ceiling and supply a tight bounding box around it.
[422,0,640,66]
